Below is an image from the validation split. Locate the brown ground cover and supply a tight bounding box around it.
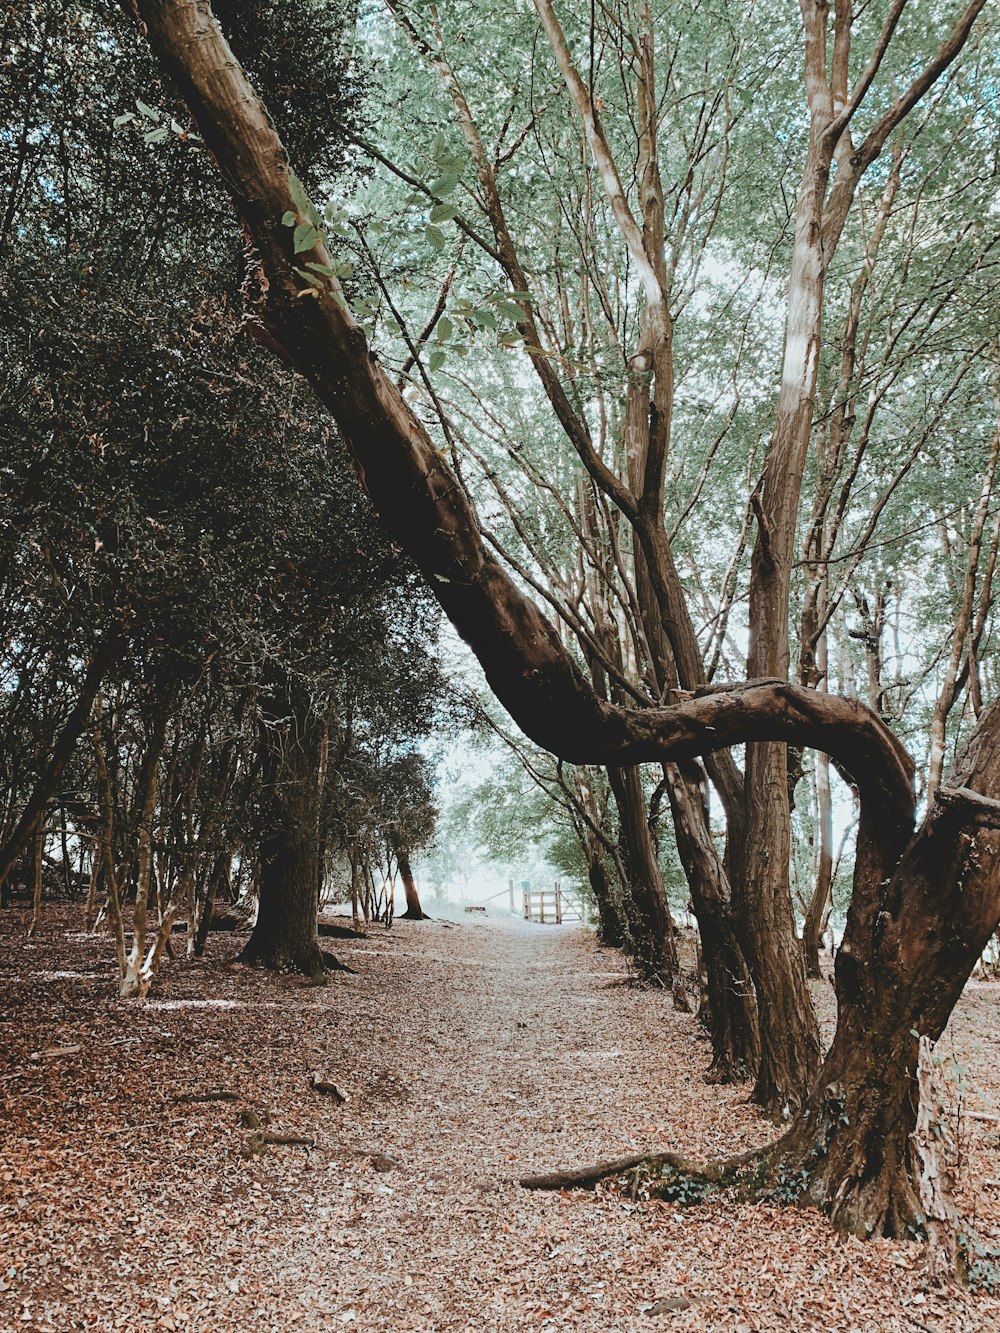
[1,905,999,1332]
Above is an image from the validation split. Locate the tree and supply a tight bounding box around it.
[126,0,997,1243]
[0,0,446,990]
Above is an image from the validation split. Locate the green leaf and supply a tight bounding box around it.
[496,300,525,323]
[305,261,336,276]
[428,348,446,372]
[281,211,297,227]
[294,267,324,287]
[288,173,311,216]
[113,112,135,128]
[473,309,496,330]
[436,315,454,343]
[429,203,457,224]
[293,223,319,254]
[424,224,446,252]
[431,131,445,161]
[143,127,169,145]
[135,98,160,123]
[429,173,460,197]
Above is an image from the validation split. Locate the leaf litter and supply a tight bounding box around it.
[1,905,999,1331]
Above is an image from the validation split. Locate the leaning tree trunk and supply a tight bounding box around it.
[240,684,328,978]
[0,631,120,893]
[395,845,428,920]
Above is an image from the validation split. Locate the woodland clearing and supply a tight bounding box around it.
[1,908,999,1332]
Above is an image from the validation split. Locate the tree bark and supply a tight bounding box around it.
[0,632,120,892]
[584,839,627,948]
[802,748,833,979]
[240,683,328,977]
[608,765,678,984]
[396,845,428,920]
[665,762,759,1080]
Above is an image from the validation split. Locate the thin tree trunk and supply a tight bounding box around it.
[26,828,43,938]
[928,412,1000,800]
[665,763,759,1079]
[120,705,170,998]
[0,632,120,892]
[802,747,833,979]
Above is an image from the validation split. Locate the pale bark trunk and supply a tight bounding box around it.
[120,711,168,999]
[26,829,43,938]
[927,413,1000,801]
[802,747,833,979]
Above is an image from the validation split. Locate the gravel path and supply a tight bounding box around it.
[2,907,999,1331]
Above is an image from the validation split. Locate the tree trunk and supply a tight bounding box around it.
[193,851,228,956]
[608,764,678,985]
[585,840,627,948]
[665,762,759,1080]
[0,632,120,892]
[764,704,1000,1236]
[396,846,428,920]
[240,683,328,977]
[802,748,834,979]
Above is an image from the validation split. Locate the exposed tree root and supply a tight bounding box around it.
[238,941,355,981]
[317,920,366,940]
[242,1129,315,1158]
[519,1134,926,1240]
[519,1149,743,1195]
[172,1088,242,1103]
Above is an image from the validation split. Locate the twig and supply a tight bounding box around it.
[172,1089,241,1103]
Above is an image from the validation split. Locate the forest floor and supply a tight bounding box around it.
[1,906,1000,1332]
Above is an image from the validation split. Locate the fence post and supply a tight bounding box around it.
[555,881,562,925]
[508,878,514,912]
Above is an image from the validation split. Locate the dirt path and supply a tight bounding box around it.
[2,907,999,1331]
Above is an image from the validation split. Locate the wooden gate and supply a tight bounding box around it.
[521,881,585,925]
